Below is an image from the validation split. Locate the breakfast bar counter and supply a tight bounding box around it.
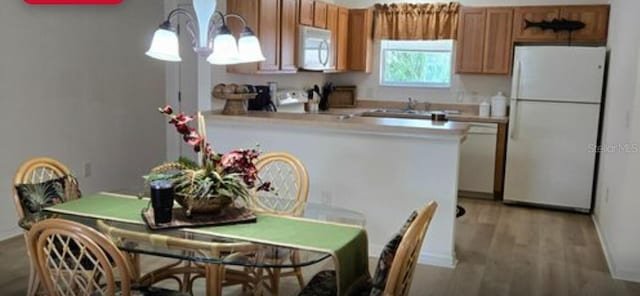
[204,111,468,267]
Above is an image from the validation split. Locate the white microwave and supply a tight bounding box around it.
[298,25,333,71]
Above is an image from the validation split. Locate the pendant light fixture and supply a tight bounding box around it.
[145,0,265,65]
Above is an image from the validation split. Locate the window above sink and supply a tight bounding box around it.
[379,40,453,89]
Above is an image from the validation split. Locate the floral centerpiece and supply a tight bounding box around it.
[145,105,271,216]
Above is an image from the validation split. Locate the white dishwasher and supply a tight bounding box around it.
[458,123,497,198]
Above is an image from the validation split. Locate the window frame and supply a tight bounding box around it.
[379,40,454,89]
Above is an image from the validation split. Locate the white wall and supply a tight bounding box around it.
[0,1,167,239]
[593,0,640,283]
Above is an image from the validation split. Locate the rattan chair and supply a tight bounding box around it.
[96,220,262,295]
[27,219,191,296]
[250,152,310,294]
[13,157,74,296]
[299,202,439,296]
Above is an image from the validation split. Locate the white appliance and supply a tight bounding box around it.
[504,46,606,212]
[298,25,332,71]
[459,123,498,198]
[275,90,306,113]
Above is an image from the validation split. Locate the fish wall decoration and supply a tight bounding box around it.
[524,18,586,32]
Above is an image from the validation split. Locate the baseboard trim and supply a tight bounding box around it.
[592,215,640,283]
[369,243,457,269]
[0,226,22,241]
[591,215,615,275]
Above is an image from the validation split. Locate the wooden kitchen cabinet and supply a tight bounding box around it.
[336,7,349,71]
[348,8,373,72]
[326,4,338,69]
[483,8,514,74]
[513,6,560,42]
[258,0,281,72]
[456,7,486,74]
[299,0,314,26]
[313,1,328,28]
[558,5,609,43]
[280,0,298,72]
[513,5,609,44]
[456,7,514,75]
[227,0,298,74]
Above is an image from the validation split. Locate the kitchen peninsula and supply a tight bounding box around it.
[205,111,469,267]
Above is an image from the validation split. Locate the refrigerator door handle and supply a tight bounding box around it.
[510,60,522,140]
[510,99,518,140]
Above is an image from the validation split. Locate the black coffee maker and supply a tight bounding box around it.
[247,85,277,112]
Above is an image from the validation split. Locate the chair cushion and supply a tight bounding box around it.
[299,270,372,296]
[129,286,191,296]
[15,175,81,218]
[369,211,418,296]
[299,270,337,296]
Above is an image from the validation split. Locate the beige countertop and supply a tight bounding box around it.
[322,108,509,124]
[205,111,470,137]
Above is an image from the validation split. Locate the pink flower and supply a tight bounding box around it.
[184,130,203,147]
[220,150,243,168]
[158,105,173,115]
[169,114,194,126]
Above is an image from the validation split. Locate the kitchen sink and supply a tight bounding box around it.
[335,114,356,120]
[360,109,460,120]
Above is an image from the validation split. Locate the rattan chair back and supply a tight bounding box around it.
[252,152,309,216]
[28,219,136,296]
[384,201,438,296]
[13,157,72,220]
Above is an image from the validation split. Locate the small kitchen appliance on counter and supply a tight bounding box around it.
[275,90,306,113]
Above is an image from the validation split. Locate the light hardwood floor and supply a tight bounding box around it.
[1,198,639,295]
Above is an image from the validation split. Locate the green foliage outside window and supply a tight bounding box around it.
[382,49,452,87]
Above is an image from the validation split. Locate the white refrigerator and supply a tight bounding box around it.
[504,46,606,212]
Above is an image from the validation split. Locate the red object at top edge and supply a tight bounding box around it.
[25,0,122,4]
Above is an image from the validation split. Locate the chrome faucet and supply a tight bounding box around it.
[407,97,417,110]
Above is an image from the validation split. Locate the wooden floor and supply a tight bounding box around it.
[1,198,639,295]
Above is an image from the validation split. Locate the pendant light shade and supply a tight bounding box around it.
[145,21,181,62]
[206,26,240,65]
[238,28,266,63]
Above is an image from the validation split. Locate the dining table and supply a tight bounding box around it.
[20,192,369,296]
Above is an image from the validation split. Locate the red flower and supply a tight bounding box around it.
[158,105,173,115]
[220,150,243,168]
[170,114,194,126]
[184,130,204,147]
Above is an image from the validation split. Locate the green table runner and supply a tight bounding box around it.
[46,193,369,295]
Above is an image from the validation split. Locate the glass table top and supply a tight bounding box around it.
[20,201,365,269]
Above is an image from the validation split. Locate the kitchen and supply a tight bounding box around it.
[1,0,639,294]
[152,0,640,293]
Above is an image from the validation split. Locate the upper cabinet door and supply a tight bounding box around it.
[299,0,314,26]
[314,1,328,28]
[227,0,260,73]
[513,6,560,42]
[348,8,373,72]
[336,7,349,71]
[258,0,281,72]
[456,7,486,74]
[280,0,298,72]
[326,4,338,69]
[483,8,514,74]
[559,5,609,43]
